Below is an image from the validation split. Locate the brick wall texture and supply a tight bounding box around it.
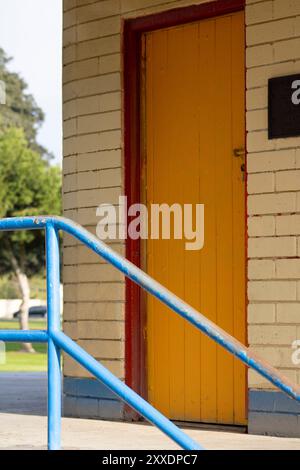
[246,0,300,389]
[63,0,300,389]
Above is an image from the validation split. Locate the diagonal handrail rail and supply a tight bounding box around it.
[0,216,300,450]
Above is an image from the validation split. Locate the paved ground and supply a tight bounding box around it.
[1,373,300,450]
[0,372,47,415]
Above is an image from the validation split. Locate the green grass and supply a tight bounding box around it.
[0,320,46,330]
[0,351,47,372]
[0,319,47,372]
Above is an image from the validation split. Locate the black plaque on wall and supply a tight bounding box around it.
[268,74,300,139]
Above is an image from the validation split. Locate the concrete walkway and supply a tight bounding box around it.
[0,372,47,415]
[1,373,300,450]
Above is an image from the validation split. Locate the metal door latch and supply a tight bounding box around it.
[233,147,245,158]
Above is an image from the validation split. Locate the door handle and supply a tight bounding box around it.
[233,147,245,158]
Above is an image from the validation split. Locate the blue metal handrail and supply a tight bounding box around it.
[0,216,300,450]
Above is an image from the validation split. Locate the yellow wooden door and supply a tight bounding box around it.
[143,11,246,425]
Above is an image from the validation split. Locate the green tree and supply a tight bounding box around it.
[0,127,61,351]
[0,47,51,159]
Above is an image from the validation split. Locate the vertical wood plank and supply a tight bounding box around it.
[182,23,202,422]
[146,30,171,416]
[231,11,247,425]
[215,15,235,424]
[198,18,218,423]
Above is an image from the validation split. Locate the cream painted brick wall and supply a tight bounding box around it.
[62,0,300,388]
[276,170,300,191]
[248,236,297,257]
[246,0,300,389]
[248,280,297,301]
[248,259,275,279]
[276,214,300,235]
[248,215,275,236]
[248,303,276,324]
[247,149,296,173]
[250,346,297,368]
[277,303,300,323]
[247,18,295,46]
[276,259,300,278]
[248,192,296,215]
[247,172,274,193]
[249,324,297,345]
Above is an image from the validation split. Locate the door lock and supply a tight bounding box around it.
[233,148,246,181]
[240,163,245,182]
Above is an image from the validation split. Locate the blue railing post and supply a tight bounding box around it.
[46,222,61,450]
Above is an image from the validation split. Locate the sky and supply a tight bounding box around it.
[0,0,63,165]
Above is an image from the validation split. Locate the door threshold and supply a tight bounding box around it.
[137,417,247,434]
[173,421,247,434]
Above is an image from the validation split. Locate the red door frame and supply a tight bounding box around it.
[123,0,246,412]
